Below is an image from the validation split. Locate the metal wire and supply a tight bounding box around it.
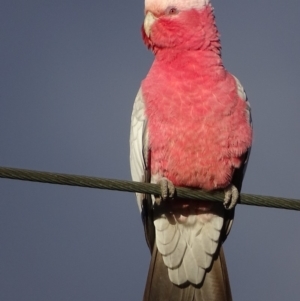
[0,166,299,211]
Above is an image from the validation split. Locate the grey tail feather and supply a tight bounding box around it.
[143,244,232,301]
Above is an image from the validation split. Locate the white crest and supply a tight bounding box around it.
[145,0,210,11]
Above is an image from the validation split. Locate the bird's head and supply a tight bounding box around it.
[142,0,220,54]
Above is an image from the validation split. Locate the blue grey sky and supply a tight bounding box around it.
[1,0,299,300]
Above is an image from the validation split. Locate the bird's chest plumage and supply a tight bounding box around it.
[142,55,249,190]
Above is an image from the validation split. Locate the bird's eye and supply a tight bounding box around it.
[166,6,179,15]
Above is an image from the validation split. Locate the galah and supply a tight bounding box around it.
[130,0,253,300]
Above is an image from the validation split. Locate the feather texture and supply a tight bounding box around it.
[130,89,148,211]
[143,243,232,301]
[154,206,223,285]
[130,2,252,300]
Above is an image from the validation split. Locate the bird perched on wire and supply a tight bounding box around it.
[130,0,253,300]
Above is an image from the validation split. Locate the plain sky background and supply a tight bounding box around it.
[1,0,300,300]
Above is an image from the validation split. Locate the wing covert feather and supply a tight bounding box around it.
[130,89,148,211]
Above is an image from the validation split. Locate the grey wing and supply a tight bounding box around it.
[221,76,253,241]
[130,89,155,250]
[232,75,252,191]
[130,88,149,211]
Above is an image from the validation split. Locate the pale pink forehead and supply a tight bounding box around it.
[145,0,210,11]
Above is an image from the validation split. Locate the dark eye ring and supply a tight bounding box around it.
[166,6,179,15]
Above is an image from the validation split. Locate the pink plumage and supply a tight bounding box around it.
[130,2,253,300]
[142,6,252,190]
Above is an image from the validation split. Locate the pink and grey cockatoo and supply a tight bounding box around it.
[130,0,253,300]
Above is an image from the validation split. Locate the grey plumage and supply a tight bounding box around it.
[143,221,233,301]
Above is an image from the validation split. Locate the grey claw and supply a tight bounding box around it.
[156,177,175,205]
[224,184,239,210]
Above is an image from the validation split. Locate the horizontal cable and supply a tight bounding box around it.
[0,166,299,211]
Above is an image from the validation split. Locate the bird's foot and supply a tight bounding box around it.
[155,177,175,205]
[223,184,239,210]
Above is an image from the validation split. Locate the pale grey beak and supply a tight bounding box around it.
[144,11,157,38]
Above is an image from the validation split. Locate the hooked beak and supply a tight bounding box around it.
[144,11,157,38]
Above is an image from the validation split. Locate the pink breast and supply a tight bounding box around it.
[142,60,252,190]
